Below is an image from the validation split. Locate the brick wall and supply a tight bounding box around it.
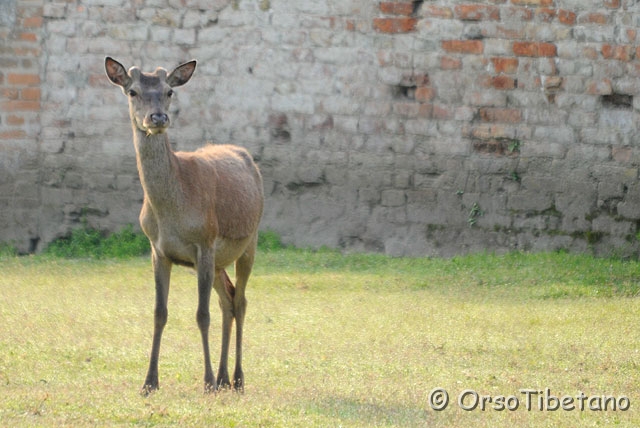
[2,0,640,257]
[0,0,43,252]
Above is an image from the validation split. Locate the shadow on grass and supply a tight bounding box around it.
[303,395,429,426]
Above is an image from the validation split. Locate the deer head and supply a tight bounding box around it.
[105,57,197,135]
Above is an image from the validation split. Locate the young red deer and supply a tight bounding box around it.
[105,57,264,394]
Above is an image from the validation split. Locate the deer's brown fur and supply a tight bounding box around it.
[105,57,263,394]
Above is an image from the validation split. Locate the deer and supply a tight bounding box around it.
[105,57,264,395]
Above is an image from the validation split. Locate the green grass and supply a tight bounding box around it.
[0,249,639,426]
[44,224,151,259]
[41,226,285,259]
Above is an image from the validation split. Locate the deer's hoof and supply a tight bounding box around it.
[233,371,244,393]
[141,383,158,397]
[216,373,231,390]
[204,382,217,394]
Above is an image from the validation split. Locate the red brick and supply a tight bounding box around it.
[21,87,41,101]
[415,86,435,102]
[578,13,608,25]
[1,88,19,100]
[586,79,612,95]
[454,4,500,21]
[12,46,41,57]
[603,0,620,9]
[558,10,577,25]
[601,44,633,61]
[441,56,462,70]
[600,44,615,60]
[1,100,40,111]
[491,75,517,90]
[19,32,38,42]
[379,2,414,16]
[479,107,522,123]
[6,114,25,126]
[538,43,557,57]
[441,39,483,54]
[7,73,40,85]
[22,16,43,28]
[432,104,454,120]
[373,17,417,34]
[513,41,556,57]
[491,57,518,73]
[510,0,553,5]
[0,130,27,139]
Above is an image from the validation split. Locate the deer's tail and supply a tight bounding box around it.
[220,269,235,300]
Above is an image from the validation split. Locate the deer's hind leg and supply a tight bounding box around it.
[232,235,257,392]
[214,269,235,389]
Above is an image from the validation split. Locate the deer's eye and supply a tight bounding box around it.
[128,89,138,97]
[167,89,174,98]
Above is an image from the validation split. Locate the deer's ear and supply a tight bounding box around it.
[105,57,132,88]
[167,60,196,87]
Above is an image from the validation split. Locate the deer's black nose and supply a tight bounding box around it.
[150,113,169,127]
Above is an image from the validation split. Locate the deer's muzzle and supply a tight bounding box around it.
[144,113,170,134]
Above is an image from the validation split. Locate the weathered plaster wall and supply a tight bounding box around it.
[2,0,640,257]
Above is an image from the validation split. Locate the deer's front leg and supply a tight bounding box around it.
[196,247,216,393]
[142,249,172,395]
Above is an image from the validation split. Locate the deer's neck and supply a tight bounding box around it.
[132,127,182,209]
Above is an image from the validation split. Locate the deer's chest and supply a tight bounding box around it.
[139,203,203,267]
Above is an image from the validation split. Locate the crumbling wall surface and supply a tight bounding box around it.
[2,0,640,257]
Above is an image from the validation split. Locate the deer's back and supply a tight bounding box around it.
[175,144,263,241]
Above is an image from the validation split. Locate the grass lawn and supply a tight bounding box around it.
[0,249,638,427]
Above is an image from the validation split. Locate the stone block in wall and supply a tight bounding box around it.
[380,189,406,207]
[271,94,315,115]
[507,191,554,214]
[618,198,640,221]
[565,143,612,163]
[591,216,634,237]
[556,182,597,232]
[617,182,640,220]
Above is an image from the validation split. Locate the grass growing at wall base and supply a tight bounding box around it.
[44,225,151,259]
[43,227,286,259]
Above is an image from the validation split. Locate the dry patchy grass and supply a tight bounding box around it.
[0,251,638,427]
